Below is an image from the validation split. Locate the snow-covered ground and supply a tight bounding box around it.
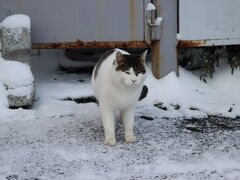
[0,56,34,113]
[0,50,240,180]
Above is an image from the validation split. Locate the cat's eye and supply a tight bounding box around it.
[137,71,145,75]
[125,71,130,74]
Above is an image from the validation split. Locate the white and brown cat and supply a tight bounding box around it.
[91,49,148,146]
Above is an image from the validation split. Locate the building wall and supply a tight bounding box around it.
[0,0,145,43]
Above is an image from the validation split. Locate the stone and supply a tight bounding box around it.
[0,14,31,65]
[7,86,36,108]
[0,14,35,107]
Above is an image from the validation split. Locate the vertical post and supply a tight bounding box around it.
[151,0,178,79]
[0,15,35,108]
[144,0,151,44]
[151,40,161,78]
[0,15,31,65]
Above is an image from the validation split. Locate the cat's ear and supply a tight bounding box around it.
[139,50,148,63]
[115,51,127,71]
[116,51,125,64]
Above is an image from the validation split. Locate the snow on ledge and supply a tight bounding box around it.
[1,14,30,29]
[146,2,156,11]
[155,17,163,26]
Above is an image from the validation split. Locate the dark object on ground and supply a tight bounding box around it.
[140,116,154,121]
[154,102,168,111]
[63,96,97,104]
[179,116,240,132]
[171,103,181,110]
[6,175,18,180]
[139,85,148,101]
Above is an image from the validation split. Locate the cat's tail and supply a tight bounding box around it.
[139,85,148,101]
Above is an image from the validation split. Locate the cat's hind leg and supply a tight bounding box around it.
[121,106,137,143]
[100,106,116,146]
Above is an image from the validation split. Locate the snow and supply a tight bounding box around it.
[0,57,34,88]
[1,14,30,29]
[176,33,182,40]
[0,52,9,111]
[155,17,163,26]
[0,81,8,109]
[138,59,240,119]
[0,50,240,179]
[0,57,34,98]
[0,14,31,45]
[146,2,156,11]
[0,55,34,116]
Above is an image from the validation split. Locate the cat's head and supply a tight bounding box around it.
[114,50,148,86]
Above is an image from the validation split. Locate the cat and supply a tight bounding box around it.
[91,49,148,146]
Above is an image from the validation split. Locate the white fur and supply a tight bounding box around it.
[91,49,147,146]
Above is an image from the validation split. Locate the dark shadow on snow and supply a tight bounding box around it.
[62,96,98,104]
[178,116,240,132]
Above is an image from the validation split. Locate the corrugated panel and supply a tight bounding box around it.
[0,0,144,43]
[179,0,240,43]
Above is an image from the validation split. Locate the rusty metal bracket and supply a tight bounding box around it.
[178,40,207,47]
[32,40,151,49]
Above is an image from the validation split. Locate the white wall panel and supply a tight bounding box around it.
[179,0,240,43]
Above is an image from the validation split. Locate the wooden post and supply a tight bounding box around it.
[151,41,161,78]
[151,0,178,79]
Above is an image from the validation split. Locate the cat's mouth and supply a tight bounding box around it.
[129,81,141,86]
[121,79,140,86]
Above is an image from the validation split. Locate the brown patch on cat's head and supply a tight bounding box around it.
[115,52,127,71]
[115,50,148,75]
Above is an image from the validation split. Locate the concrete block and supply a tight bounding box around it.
[0,14,31,65]
[0,14,35,107]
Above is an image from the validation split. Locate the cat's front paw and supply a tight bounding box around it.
[104,138,116,146]
[125,135,137,143]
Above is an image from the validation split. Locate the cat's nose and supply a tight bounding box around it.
[132,80,137,83]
